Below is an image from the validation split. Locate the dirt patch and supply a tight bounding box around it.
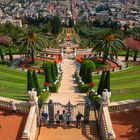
[110,108,140,140]
[0,108,28,140]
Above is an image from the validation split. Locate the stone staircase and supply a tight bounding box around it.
[37,59,100,140]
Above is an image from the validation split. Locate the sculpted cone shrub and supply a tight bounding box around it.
[32,70,41,96]
[103,70,110,92]
[97,71,105,95]
[27,69,34,91]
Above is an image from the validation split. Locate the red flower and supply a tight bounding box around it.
[88,82,95,87]
[44,82,49,86]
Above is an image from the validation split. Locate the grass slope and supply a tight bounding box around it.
[93,64,140,102]
[0,65,44,101]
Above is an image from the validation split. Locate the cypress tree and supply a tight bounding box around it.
[54,61,58,77]
[51,62,56,82]
[97,71,106,96]
[27,69,34,91]
[32,70,41,96]
[79,62,83,77]
[0,48,4,60]
[43,61,53,83]
[81,60,95,83]
[103,70,110,91]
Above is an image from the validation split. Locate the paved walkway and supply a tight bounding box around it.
[38,58,100,140]
[49,59,87,105]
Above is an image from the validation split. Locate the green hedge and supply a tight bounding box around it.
[49,83,59,92]
[38,91,49,108]
[49,74,62,93]
[89,93,100,108]
[78,83,90,93]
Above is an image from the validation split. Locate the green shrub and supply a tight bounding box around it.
[27,69,34,91]
[103,70,110,91]
[97,71,105,95]
[80,60,96,84]
[43,61,53,83]
[0,60,6,65]
[49,78,61,93]
[89,93,100,108]
[38,91,49,108]
[32,70,41,96]
[49,84,58,92]
[78,83,89,93]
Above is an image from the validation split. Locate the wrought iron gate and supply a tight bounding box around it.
[41,100,90,123]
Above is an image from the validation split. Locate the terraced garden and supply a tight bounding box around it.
[93,63,140,101]
[0,65,44,100]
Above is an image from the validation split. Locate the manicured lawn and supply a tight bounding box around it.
[93,64,140,102]
[0,65,44,101]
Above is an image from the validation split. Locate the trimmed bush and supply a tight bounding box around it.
[78,84,89,93]
[49,74,62,92]
[51,62,56,82]
[89,93,100,108]
[54,61,58,77]
[38,91,49,108]
[80,60,96,84]
[97,71,105,95]
[32,70,41,96]
[27,69,34,91]
[103,70,110,91]
[43,61,53,83]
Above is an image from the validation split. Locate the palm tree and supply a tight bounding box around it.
[79,40,93,49]
[49,39,59,48]
[93,29,125,64]
[18,30,47,63]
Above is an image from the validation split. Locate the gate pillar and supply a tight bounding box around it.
[48,99,54,123]
[84,101,90,123]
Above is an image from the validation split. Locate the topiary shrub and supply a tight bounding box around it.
[103,70,110,91]
[27,69,34,91]
[80,60,96,84]
[89,93,101,108]
[32,70,41,96]
[97,71,106,96]
[38,91,49,108]
[78,83,89,93]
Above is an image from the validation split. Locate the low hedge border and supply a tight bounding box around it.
[38,91,50,108]
[89,93,101,108]
[49,73,62,93]
[75,70,90,93]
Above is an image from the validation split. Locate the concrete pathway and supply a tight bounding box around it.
[38,58,100,140]
[49,59,87,105]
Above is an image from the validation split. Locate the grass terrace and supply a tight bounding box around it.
[0,65,44,101]
[93,63,140,101]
